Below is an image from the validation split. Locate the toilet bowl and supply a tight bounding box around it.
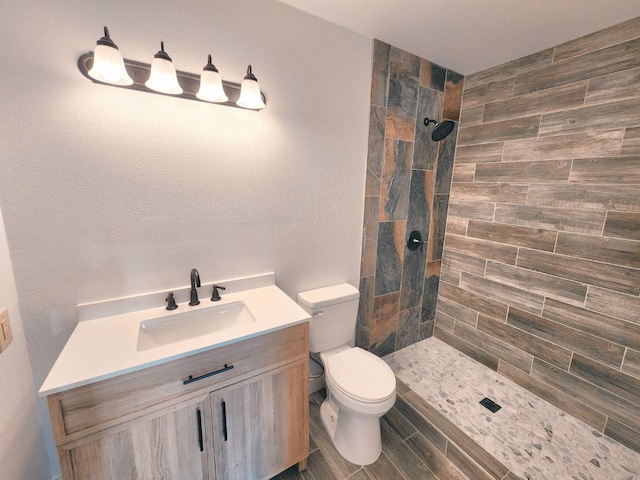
[319,345,396,465]
[297,284,397,466]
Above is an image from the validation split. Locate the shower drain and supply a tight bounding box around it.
[480,397,502,413]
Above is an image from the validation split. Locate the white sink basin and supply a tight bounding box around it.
[136,301,256,351]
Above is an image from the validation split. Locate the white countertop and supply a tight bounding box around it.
[39,277,310,396]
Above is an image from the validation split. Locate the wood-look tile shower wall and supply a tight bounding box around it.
[436,17,640,454]
[357,40,463,356]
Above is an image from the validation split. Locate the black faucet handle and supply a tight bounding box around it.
[211,285,226,302]
[165,292,178,310]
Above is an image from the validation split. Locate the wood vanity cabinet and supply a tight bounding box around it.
[47,323,309,480]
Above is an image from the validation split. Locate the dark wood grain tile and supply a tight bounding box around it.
[454,142,504,164]
[603,211,640,242]
[434,326,500,371]
[570,353,639,404]
[437,296,478,327]
[445,234,518,265]
[475,159,571,184]
[450,183,528,203]
[463,48,553,90]
[453,163,475,183]
[604,418,640,454]
[395,377,411,395]
[363,452,405,480]
[461,77,514,108]
[345,468,372,480]
[497,361,607,431]
[380,421,437,479]
[569,156,640,184]
[442,250,487,276]
[531,358,640,431]
[501,130,623,162]
[585,286,640,325]
[494,204,606,235]
[508,307,625,368]
[518,248,640,296]
[621,126,640,156]
[543,298,640,351]
[483,81,587,123]
[478,314,572,370]
[448,199,495,221]
[440,263,461,286]
[393,395,448,453]
[445,216,468,236]
[485,261,588,307]
[556,231,640,270]
[585,66,640,105]
[439,281,508,322]
[526,183,640,213]
[271,464,303,480]
[515,38,640,96]
[553,16,640,62]
[406,432,468,480]
[622,349,640,379]
[454,322,534,373]
[445,442,496,480]
[302,449,339,480]
[459,272,544,316]
[467,220,557,252]
[459,104,484,127]
[540,98,640,137]
[435,310,456,332]
[382,406,417,441]
[458,115,540,146]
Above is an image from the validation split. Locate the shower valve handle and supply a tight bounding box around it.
[407,231,424,252]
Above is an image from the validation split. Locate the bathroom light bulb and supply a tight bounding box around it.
[145,41,183,95]
[88,27,133,86]
[196,54,228,103]
[236,65,265,110]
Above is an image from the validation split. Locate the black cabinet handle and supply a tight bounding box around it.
[196,408,204,452]
[183,364,234,385]
[221,401,228,442]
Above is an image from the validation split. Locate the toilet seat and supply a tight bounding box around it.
[324,347,396,404]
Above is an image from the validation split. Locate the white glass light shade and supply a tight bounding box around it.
[236,65,265,110]
[196,57,228,103]
[145,43,183,95]
[88,29,133,86]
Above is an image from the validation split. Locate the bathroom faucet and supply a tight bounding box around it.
[189,268,201,306]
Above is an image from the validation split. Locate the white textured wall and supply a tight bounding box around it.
[0,0,371,476]
[0,207,50,479]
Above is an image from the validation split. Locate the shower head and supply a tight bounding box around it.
[424,117,455,142]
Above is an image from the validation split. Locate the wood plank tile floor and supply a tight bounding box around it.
[271,390,464,480]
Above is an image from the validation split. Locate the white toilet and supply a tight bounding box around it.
[298,283,396,466]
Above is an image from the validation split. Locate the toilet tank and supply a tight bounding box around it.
[297,283,360,353]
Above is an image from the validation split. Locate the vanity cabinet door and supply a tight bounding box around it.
[60,396,211,480]
[210,359,309,480]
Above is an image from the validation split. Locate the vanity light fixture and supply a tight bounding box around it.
[87,27,133,86]
[79,26,266,110]
[196,55,229,103]
[145,42,183,95]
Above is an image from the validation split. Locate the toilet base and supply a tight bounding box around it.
[320,398,383,466]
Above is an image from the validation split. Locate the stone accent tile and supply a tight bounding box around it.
[420,320,434,340]
[360,196,380,278]
[434,123,458,194]
[420,59,446,92]
[374,221,406,296]
[371,39,390,107]
[421,261,441,323]
[385,111,415,142]
[366,105,386,196]
[414,86,444,170]
[356,276,374,349]
[428,195,449,262]
[443,70,463,121]
[380,139,413,221]
[371,291,400,354]
[388,47,420,120]
[407,170,433,237]
[399,239,426,312]
[396,307,421,350]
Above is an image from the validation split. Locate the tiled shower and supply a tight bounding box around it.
[358,16,640,457]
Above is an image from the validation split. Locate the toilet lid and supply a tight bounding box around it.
[325,347,396,403]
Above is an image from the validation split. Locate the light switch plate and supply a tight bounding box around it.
[0,308,13,352]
